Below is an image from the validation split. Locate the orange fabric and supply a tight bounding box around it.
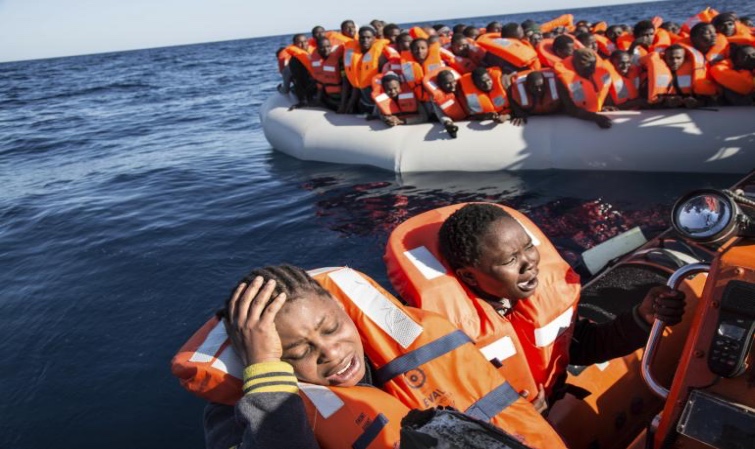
[553,55,613,112]
[384,204,581,395]
[439,43,486,74]
[710,60,755,95]
[509,69,562,114]
[408,26,429,40]
[310,45,344,95]
[593,21,607,33]
[607,64,642,106]
[681,7,719,35]
[172,267,567,449]
[284,44,313,73]
[540,14,574,34]
[477,33,540,70]
[326,30,354,46]
[536,38,584,68]
[423,68,467,121]
[677,38,727,95]
[371,74,419,117]
[727,34,755,45]
[617,28,671,54]
[459,67,510,114]
[641,52,694,103]
[651,16,664,29]
[277,51,292,73]
[678,34,729,64]
[396,43,445,102]
[594,34,617,57]
[344,40,388,88]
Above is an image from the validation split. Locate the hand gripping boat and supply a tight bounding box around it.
[384,169,755,449]
[260,93,755,174]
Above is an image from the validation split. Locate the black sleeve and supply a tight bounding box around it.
[569,306,651,366]
[204,393,319,449]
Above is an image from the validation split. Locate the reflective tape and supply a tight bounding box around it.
[404,246,448,280]
[300,384,345,419]
[328,269,423,349]
[189,322,228,364]
[534,307,574,347]
[480,336,517,363]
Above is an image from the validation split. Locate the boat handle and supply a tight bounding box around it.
[641,263,710,398]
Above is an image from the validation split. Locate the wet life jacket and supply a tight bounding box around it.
[384,204,581,396]
[172,267,567,449]
[422,68,467,121]
[372,74,420,118]
[477,34,540,71]
[709,60,755,95]
[459,68,510,115]
[641,52,694,103]
[311,45,344,96]
[284,44,314,73]
[344,40,388,89]
[554,56,613,112]
[509,69,561,114]
[616,28,672,54]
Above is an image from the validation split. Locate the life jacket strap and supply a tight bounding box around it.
[374,330,472,385]
[464,381,520,421]
[353,413,389,449]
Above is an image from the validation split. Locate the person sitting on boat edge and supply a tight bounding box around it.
[282,34,316,109]
[553,48,615,129]
[372,73,428,127]
[309,37,348,112]
[459,67,516,125]
[343,26,391,114]
[437,203,686,407]
[197,265,567,449]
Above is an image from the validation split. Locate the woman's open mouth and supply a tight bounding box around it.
[326,355,361,385]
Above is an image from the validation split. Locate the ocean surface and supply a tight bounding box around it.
[1,0,752,447]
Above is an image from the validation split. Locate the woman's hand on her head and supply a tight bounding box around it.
[224,277,288,366]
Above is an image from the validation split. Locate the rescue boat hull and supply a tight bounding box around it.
[260,93,755,174]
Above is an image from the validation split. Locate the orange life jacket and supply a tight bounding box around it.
[422,67,467,121]
[284,44,314,74]
[677,39,725,96]
[344,40,388,89]
[727,33,755,45]
[384,204,581,396]
[509,69,562,114]
[397,45,445,102]
[608,64,642,106]
[681,7,719,36]
[592,21,608,33]
[540,14,574,34]
[536,38,584,68]
[439,44,486,74]
[459,67,510,115]
[408,26,429,40]
[172,267,567,449]
[553,55,613,112]
[371,74,420,118]
[477,34,540,71]
[277,51,292,73]
[327,31,354,46]
[709,59,755,95]
[641,51,694,103]
[594,34,617,58]
[616,28,672,54]
[311,45,344,95]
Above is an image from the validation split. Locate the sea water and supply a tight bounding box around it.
[0,0,751,447]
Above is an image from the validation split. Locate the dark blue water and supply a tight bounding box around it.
[0,1,751,447]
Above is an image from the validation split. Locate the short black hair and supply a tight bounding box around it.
[575,32,594,46]
[690,21,714,39]
[633,20,655,37]
[383,23,400,36]
[553,35,574,51]
[500,22,521,38]
[439,204,514,270]
[453,23,467,35]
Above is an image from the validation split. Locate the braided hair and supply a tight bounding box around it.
[220,264,329,318]
[438,204,514,271]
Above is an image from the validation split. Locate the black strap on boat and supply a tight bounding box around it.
[374,330,472,386]
[464,381,520,421]
[352,413,389,449]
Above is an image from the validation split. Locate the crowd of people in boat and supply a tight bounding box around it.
[174,203,687,448]
[274,7,755,136]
